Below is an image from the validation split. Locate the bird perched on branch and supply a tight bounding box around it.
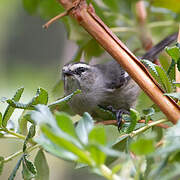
[62,33,178,130]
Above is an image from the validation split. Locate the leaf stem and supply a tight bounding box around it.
[100,165,120,180]
[0,128,26,140]
[3,144,40,163]
[130,119,168,138]
[148,21,178,28]
[111,27,137,33]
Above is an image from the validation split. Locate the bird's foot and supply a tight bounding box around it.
[105,106,129,131]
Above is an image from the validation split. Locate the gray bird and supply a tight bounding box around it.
[62,33,178,129]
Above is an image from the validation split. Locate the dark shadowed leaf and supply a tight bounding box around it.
[166,46,180,63]
[23,0,40,14]
[0,157,4,175]
[24,156,37,175]
[126,109,140,133]
[23,125,36,152]
[0,112,2,127]
[3,87,24,127]
[34,150,49,180]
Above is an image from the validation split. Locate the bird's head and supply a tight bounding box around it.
[62,62,95,94]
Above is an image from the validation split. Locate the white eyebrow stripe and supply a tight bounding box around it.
[69,63,90,71]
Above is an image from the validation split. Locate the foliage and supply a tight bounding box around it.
[0,0,180,180]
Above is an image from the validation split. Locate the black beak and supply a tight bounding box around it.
[63,70,74,76]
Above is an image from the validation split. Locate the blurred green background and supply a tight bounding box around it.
[0,0,104,179]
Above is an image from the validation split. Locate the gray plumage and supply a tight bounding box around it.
[62,32,178,120]
[62,61,140,119]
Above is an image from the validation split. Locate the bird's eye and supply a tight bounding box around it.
[75,67,87,75]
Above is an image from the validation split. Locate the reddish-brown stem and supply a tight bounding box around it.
[155,139,164,148]
[43,12,68,29]
[136,0,153,51]
[135,1,161,65]
[95,119,169,129]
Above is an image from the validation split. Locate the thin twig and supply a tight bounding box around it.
[4,144,40,163]
[130,119,168,138]
[95,119,169,129]
[43,11,69,29]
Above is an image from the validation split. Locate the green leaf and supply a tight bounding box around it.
[143,108,155,123]
[34,150,49,180]
[37,0,64,19]
[18,111,29,135]
[111,164,122,174]
[88,126,106,145]
[48,89,81,108]
[164,92,180,100]
[83,39,104,62]
[126,109,140,133]
[32,105,82,148]
[22,156,36,180]
[40,125,92,165]
[141,59,174,93]
[24,156,37,175]
[5,88,48,110]
[31,88,48,105]
[143,108,155,116]
[55,112,78,139]
[177,58,180,72]
[87,144,106,165]
[3,87,24,127]
[35,135,78,161]
[8,155,24,180]
[141,60,164,89]
[23,0,40,14]
[106,134,129,165]
[102,0,119,12]
[156,65,174,93]
[96,106,116,120]
[167,59,175,81]
[152,0,180,13]
[130,138,155,155]
[0,112,2,127]
[23,125,36,152]
[166,46,180,63]
[0,157,4,175]
[75,112,94,145]
[22,162,34,180]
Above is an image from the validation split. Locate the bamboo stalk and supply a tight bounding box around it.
[57,0,180,123]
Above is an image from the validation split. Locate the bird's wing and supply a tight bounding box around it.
[95,61,131,90]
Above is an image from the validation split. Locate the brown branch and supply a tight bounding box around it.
[95,119,169,129]
[135,0,160,65]
[56,0,180,123]
[136,0,153,51]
